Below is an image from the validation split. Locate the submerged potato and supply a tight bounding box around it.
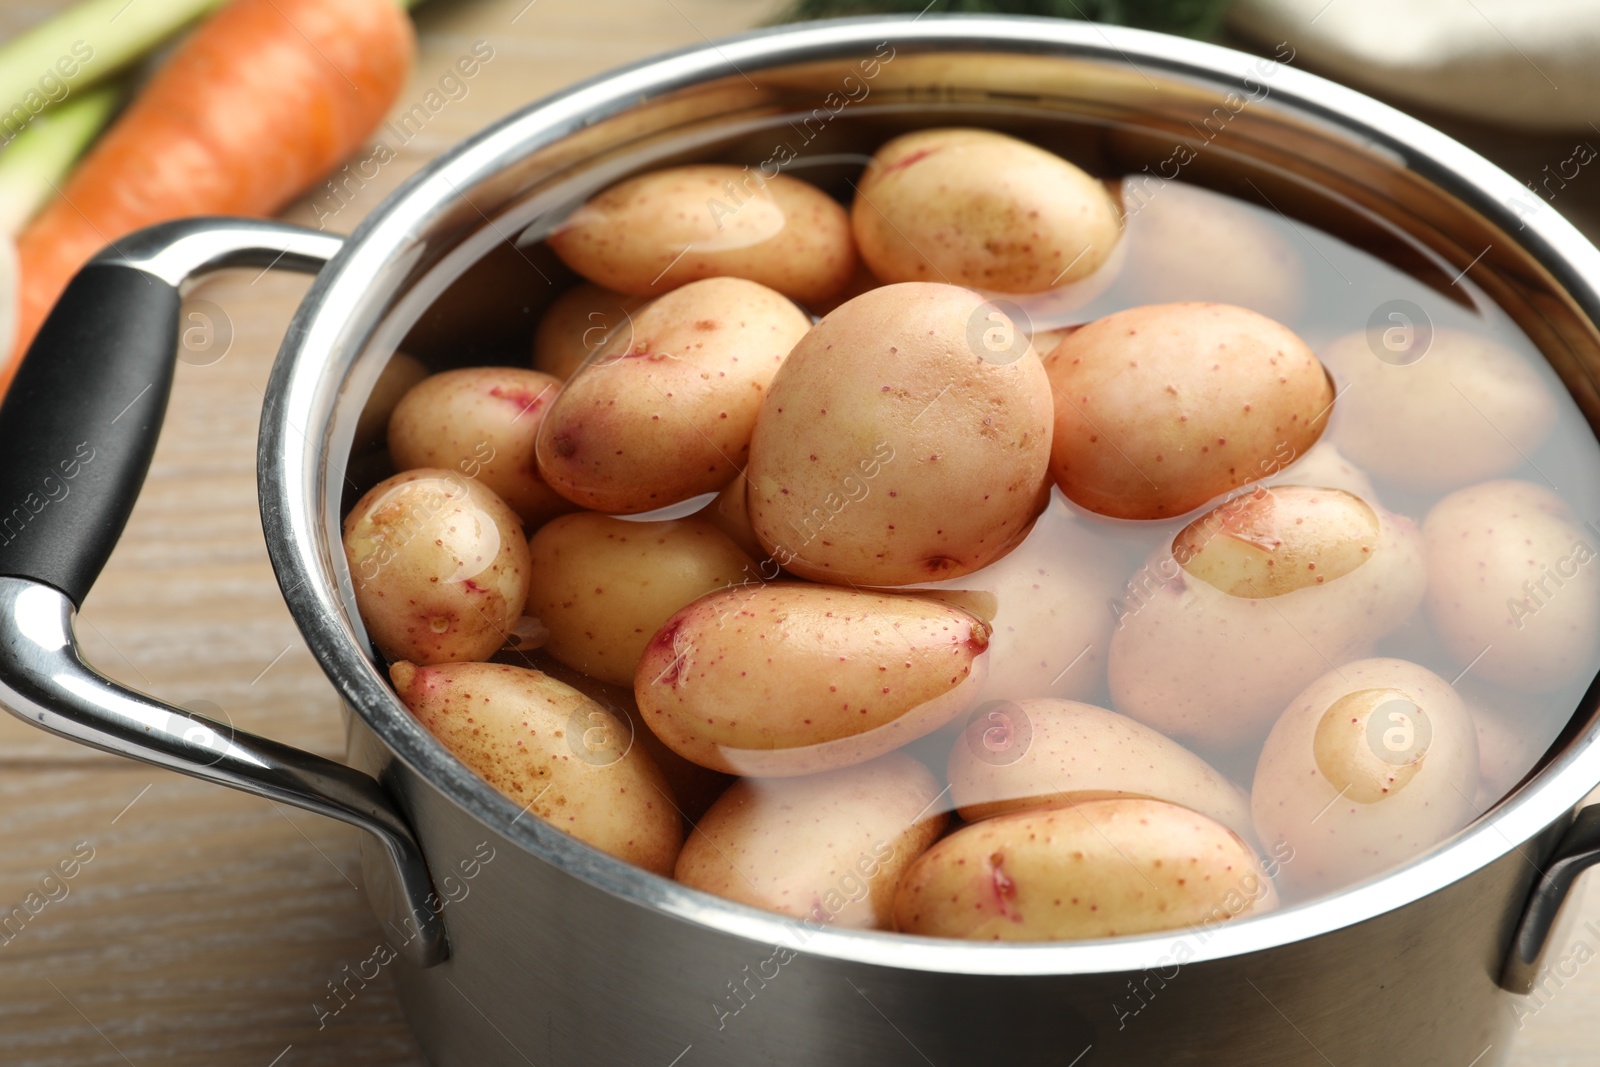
[700,472,766,561]
[531,282,651,381]
[527,512,755,687]
[853,128,1121,292]
[1264,440,1378,503]
[1252,658,1479,894]
[1423,480,1600,692]
[893,798,1275,941]
[947,699,1251,838]
[343,469,531,665]
[534,277,811,514]
[524,651,732,822]
[1044,302,1333,520]
[635,582,990,776]
[549,165,856,305]
[676,754,947,928]
[1110,486,1425,750]
[1322,328,1556,492]
[354,351,428,448]
[387,368,573,530]
[746,282,1054,585]
[390,661,683,875]
[1118,178,1304,322]
[915,495,1121,704]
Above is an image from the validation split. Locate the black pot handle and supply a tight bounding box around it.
[1501,802,1600,993]
[0,220,448,968]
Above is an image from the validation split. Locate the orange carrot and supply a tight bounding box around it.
[8,0,414,384]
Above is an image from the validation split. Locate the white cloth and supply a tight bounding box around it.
[1230,0,1600,131]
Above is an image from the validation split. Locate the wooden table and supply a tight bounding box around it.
[0,1,1596,1063]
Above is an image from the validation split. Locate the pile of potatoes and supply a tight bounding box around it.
[342,126,1597,943]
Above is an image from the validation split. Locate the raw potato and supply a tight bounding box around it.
[947,699,1252,838]
[1110,487,1425,750]
[343,469,531,665]
[634,582,990,776]
[1264,440,1378,503]
[676,754,947,928]
[535,277,812,514]
[531,282,651,381]
[527,512,755,687]
[1252,658,1479,894]
[915,495,1122,705]
[746,282,1054,585]
[390,661,682,874]
[549,164,856,305]
[1044,302,1333,520]
[523,651,732,822]
[1118,178,1303,323]
[852,128,1121,292]
[893,798,1275,941]
[1322,328,1556,492]
[354,351,427,448]
[700,473,766,561]
[1423,480,1600,692]
[387,367,573,529]
[1460,680,1556,809]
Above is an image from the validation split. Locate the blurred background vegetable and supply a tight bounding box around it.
[0,81,123,383]
[4,0,416,387]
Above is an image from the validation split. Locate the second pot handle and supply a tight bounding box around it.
[0,220,447,968]
[1501,803,1600,993]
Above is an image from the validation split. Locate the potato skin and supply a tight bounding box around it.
[1264,440,1378,503]
[521,651,732,823]
[535,277,812,514]
[531,282,650,381]
[387,367,573,530]
[700,472,766,561]
[893,799,1274,941]
[390,661,683,875]
[1118,178,1303,323]
[915,496,1120,705]
[1322,328,1556,492]
[548,165,856,305]
[947,699,1251,837]
[852,128,1121,292]
[527,512,755,687]
[354,351,427,449]
[343,469,531,665]
[1423,480,1600,692]
[1109,492,1424,750]
[675,754,947,929]
[1044,302,1333,520]
[1251,658,1479,894]
[746,282,1054,586]
[634,582,990,776]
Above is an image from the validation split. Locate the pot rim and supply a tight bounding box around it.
[259,14,1600,976]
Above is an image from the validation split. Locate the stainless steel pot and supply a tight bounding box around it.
[2,16,1599,1066]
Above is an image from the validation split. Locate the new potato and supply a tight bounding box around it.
[390,660,683,875]
[531,282,650,381]
[1110,486,1425,750]
[852,128,1121,292]
[387,367,573,529]
[947,699,1252,838]
[1423,480,1600,692]
[527,512,755,687]
[676,753,947,928]
[1044,302,1333,520]
[343,469,531,665]
[893,798,1275,941]
[1252,658,1479,894]
[746,282,1054,585]
[549,164,856,305]
[634,582,990,776]
[535,277,811,514]
[915,495,1123,705]
[1322,328,1556,492]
